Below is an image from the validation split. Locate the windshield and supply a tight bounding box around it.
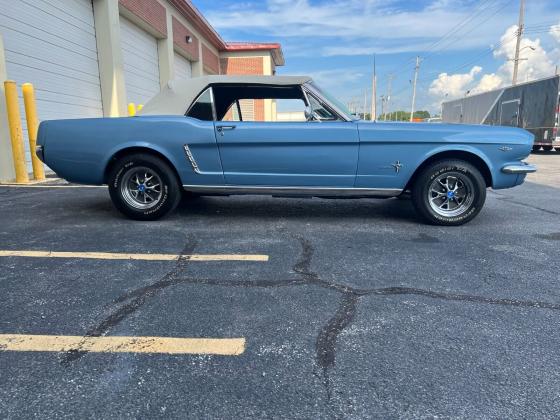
[307,82,358,121]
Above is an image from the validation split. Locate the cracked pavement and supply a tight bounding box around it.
[1,154,560,418]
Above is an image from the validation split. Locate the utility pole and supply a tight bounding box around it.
[410,56,421,122]
[363,89,368,120]
[512,0,525,85]
[371,55,377,121]
[386,74,394,121]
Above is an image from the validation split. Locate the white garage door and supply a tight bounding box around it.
[0,0,103,170]
[173,52,192,81]
[120,16,160,106]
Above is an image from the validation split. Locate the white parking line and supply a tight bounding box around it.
[0,250,269,262]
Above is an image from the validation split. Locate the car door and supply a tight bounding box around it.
[213,86,359,187]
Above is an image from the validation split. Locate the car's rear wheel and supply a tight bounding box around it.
[532,145,541,152]
[411,159,486,226]
[542,145,553,152]
[108,153,181,220]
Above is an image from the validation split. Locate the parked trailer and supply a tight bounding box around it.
[442,75,560,151]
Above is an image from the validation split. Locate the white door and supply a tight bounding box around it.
[0,0,103,171]
[173,52,192,82]
[119,16,160,106]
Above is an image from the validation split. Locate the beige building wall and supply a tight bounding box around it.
[0,33,15,181]
[93,0,223,117]
[94,0,127,117]
[165,2,220,77]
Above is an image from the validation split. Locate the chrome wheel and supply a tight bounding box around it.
[120,166,163,210]
[428,173,474,218]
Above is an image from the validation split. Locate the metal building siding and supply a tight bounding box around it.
[0,0,103,169]
[173,52,192,82]
[119,15,160,105]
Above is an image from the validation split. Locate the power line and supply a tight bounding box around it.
[417,31,518,83]
[381,1,499,80]
[386,0,507,78]
[377,2,559,114]
[421,0,506,61]
[420,1,511,63]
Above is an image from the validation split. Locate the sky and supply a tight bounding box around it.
[194,0,560,116]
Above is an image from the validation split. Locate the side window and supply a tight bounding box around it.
[222,101,241,122]
[221,98,307,122]
[274,99,307,122]
[213,85,318,122]
[307,94,338,121]
[186,88,214,121]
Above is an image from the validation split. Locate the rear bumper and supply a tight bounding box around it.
[501,162,537,174]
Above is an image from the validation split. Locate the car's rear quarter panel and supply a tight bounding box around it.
[39,116,223,185]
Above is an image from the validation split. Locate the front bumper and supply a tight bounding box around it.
[501,162,537,174]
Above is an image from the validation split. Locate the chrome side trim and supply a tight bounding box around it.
[183,145,201,174]
[501,162,537,174]
[182,184,402,197]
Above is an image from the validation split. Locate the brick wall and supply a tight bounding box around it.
[220,57,264,75]
[202,44,220,74]
[119,0,167,37]
[172,16,199,61]
[220,56,265,120]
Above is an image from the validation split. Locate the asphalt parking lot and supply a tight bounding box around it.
[1,153,559,419]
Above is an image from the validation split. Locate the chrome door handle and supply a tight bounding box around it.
[216,125,236,135]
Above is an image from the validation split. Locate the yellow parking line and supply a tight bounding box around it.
[0,250,268,262]
[0,334,245,355]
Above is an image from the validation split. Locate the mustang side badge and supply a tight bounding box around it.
[499,146,513,152]
[391,161,403,174]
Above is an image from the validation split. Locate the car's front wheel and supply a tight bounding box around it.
[411,159,486,226]
[108,153,181,220]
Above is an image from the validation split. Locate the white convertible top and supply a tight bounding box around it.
[137,75,312,116]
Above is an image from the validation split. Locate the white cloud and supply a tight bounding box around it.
[429,24,559,108]
[472,73,503,93]
[550,21,560,44]
[206,0,515,57]
[492,25,556,84]
[429,66,482,99]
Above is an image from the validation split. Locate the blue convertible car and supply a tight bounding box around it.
[36,75,536,225]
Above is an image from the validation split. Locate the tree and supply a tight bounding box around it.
[377,110,431,121]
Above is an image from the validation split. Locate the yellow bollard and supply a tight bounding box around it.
[136,104,143,113]
[4,80,29,183]
[128,102,136,117]
[22,83,45,181]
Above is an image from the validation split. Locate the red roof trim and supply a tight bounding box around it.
[224,43,285,66]
[224,42,282,51]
